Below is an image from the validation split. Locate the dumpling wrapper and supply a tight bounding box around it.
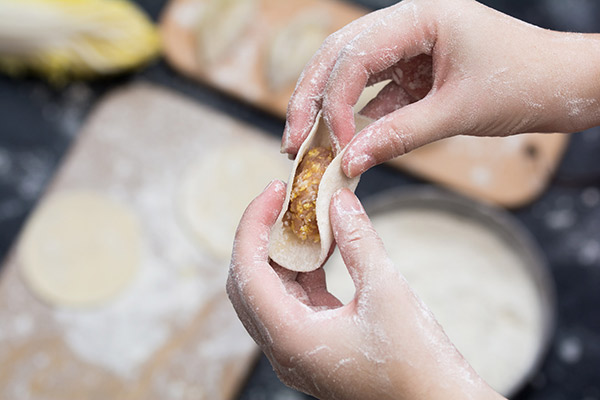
[269,112,372,272]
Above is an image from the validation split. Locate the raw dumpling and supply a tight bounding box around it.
[269,112,371,272]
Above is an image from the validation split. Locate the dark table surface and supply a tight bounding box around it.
[1,1,599,399]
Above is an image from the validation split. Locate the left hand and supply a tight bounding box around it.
[227,180,505,400]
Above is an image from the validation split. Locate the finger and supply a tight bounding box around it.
[228,179,285,301]
[329,188,393,293]
[228,180,308,326]
[359,81,415,120]
[296,268,343,309]
[323,3,436,150]
[281,6,393,156]
[343,91,460,177]
[230,179,286,276]
[269,263,342,309]
[362,55,431,120]
[271,263,312,306]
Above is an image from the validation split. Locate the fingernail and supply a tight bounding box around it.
[348,154,376,177]
[263,180,279,193]
[329,132,341,154]
[333,188,364,216]
[280,134,291,154]
[281,121,294,154]
[281,131,297,158]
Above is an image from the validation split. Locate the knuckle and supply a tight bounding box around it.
[321,32,340,50]
[337,42,357,61]
[386,119,415,156]
[338,218,371,251]
[340,229,363,254]
[322,24,355,51]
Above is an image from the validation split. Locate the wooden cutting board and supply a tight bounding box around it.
[0,83,292,400]
[160,0,367,118]
[387,133,569,207]
[159,0,569,208]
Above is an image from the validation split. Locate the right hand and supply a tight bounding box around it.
[282,0,600,178]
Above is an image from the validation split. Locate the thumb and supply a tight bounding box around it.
[329,188,393,294]
[342,93,459,177]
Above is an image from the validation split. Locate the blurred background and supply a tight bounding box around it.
[0,0,599,399]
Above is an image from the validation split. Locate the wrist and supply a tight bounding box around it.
[533,32,600,133]
[388,362,506,400]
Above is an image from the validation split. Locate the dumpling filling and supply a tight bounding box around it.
[283,147,333,242]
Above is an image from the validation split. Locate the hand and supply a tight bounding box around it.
[281,0,600,178]
[227,180,505,400]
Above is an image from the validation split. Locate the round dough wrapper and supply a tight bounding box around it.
[18,191,142,308]
[178,142,290,260]
[354,80,389,112]
[195,0,256,64]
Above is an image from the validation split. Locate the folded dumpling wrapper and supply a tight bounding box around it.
[269,112,372,272]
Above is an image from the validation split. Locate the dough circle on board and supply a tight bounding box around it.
[177,141,290,260]
[18,191,142,308]
[195,0,256,64]
[266,12,329,91]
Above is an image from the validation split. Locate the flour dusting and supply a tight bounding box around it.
[324,208,545,395]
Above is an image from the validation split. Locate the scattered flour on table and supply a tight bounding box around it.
[49,147,239,378]
[1,86,266,397]
[52,187,219,378]
[558,335,582,364]
[50,91,258,378]
[545,208,576,230]
[57,83,94,138]
[324,209,545,395]
[36,82,94,138]
[578,239,600,266]
[581,187,600,208]
[53,259,208,378]
[0,149,53,202]
[545,195,577,231]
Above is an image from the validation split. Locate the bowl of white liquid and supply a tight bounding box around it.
[323,186,555,397]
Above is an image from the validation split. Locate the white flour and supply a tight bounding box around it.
[53,258,210,378]
[44,84,262,383]
[325,208,545,395]
[52,183,222,378]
